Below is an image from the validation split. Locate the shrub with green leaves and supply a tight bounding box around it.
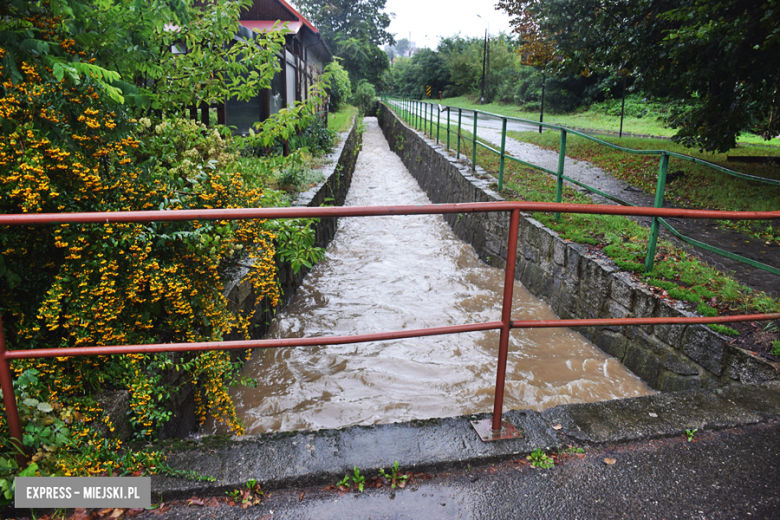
[352,80,377,115]
[326,61,352,113]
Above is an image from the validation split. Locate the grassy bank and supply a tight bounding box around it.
[329,105,359,134]
[409,118,780,350]
[439,96,780,148]
[506,131,780,245]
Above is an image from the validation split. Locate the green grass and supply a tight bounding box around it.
[404,112,780,323]
[440,96,780,147]
[505,130,780,245]
[328,105,359,134]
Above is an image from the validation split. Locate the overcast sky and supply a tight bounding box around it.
[384,0,514,49]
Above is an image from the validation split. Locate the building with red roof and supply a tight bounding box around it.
[194,0,332,135]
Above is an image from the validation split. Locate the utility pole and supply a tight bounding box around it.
[486,33,490,103]
[478,15,489,105]
[539,69,546,133]
[480,29,487,104]
[619,75,627,138]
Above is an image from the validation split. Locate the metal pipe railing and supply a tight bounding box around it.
[2,201,780,449]
[382,95,780,277]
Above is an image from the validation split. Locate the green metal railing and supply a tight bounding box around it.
[381,95,780,276]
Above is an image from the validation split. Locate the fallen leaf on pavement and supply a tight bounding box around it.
[70,509,92,520]
[299,492,305,502]
[188,498,205,506]
[552,424,563,430]
[604,458,616,465]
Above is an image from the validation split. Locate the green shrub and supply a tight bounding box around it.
[352,80,377,115]
[326,61,351,113]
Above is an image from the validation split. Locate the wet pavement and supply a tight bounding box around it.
[135,422,780,519]
[389,100,780,297]
[126,382,780,519]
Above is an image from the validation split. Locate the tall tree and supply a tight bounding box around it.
[1,0,286,114]
[497,0,780,152]
[293,0,394,87]
[395,38,411,57]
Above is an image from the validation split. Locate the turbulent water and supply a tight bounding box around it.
[225,118,652,435]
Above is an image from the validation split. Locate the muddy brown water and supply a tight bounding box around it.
[220,118,652,435]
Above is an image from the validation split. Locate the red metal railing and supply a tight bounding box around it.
[1,202,779,449]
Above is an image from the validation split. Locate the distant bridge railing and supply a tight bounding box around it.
[381,95,780,276]
[2,202,779,455]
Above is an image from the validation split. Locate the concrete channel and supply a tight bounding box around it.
[137,111,780,518]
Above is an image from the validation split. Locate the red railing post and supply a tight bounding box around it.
[472,209,524,441]
[0,311,25,465]
[492,209,521,430]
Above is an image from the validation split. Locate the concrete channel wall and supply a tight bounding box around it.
[98,119,361,441]
[377,104,779,392]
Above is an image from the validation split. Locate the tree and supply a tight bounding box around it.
[497,0,780,151]
[1,0,286,115]
[438,36,483,97]
[395,38,411,57]
[325,60,351,111]
[294,0,394,87]
[0,0,332,470]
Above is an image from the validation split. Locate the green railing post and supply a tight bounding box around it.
[446,107,450,150]
[645,152,669,273]
[472,110,478,171]
[424,103,428,136]
[436,104,441,144]
[499,117,507,191]
[430,103,434,137]
[457,108,462,159]
[554,129,567,220]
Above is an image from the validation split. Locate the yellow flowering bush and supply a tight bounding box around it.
[0,11,285,478]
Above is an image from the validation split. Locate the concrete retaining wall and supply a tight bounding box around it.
[377,104,779,392]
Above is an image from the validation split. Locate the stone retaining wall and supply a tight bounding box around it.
[377,104,779,392]
[224,117,361,331]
